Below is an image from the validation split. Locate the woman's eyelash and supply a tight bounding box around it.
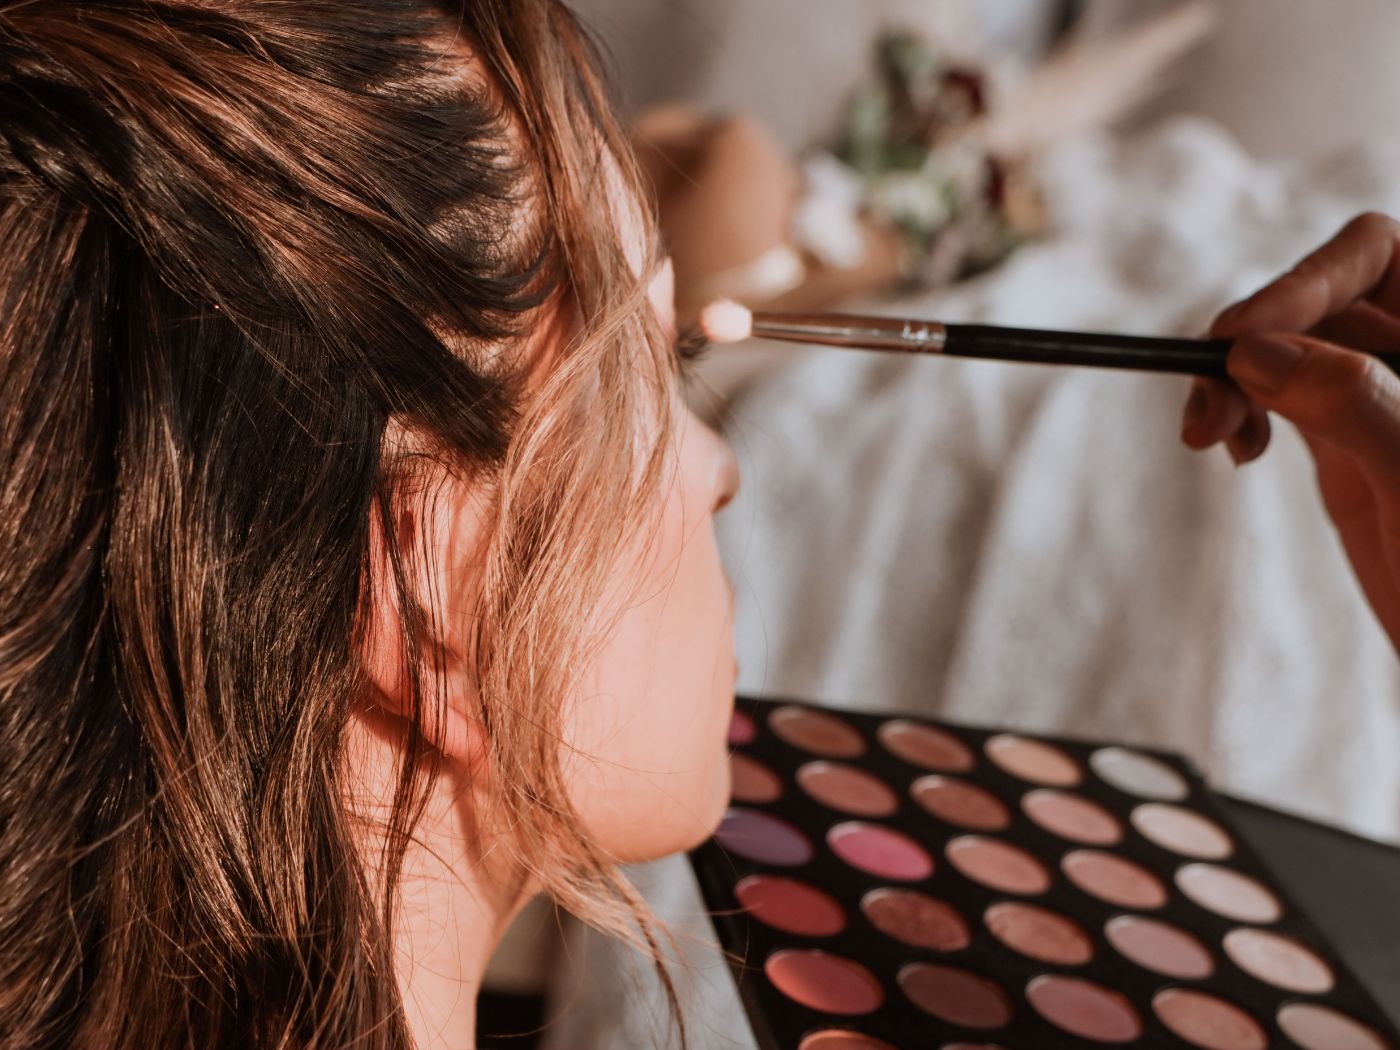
[673,328,711,365]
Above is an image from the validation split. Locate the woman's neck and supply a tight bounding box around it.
[347,709,534,1050]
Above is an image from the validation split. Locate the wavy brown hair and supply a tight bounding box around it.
[0,1,678,1047]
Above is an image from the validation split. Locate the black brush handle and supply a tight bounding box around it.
[944,324,1237,378]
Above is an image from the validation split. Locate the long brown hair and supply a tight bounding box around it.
[0,1,677,1046]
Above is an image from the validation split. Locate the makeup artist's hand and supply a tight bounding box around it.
[1180,211,1400,651]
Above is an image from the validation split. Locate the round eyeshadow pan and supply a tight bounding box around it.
[985,734,1081,786]
[727,709,757,746]
[735,875,846,938]
[1061,850,1168,909]
[1025,975,1141,1043]
[946,835,1050,895]
[897,963,1013,1028]
[714,808,813,867]
[1105,915,1213,979]
[797,761,898,817]
[910,775,1011,831]
[984,901,1093,965]
[861,888,970,952]
[1153,988,1267,1050]
[765,950,883,1016]
[1131,803,1233,859]
[769,706,865,758]
[1090,746,1189,800]
[1223,928,1333,993]
[1277,1003,1393,1050]
[877,720,974,772]
[1021,789,1122,845]
[1175,863,1281,924]
[828,822,934,881]
[729,753,782,804]
[798,1032,898,1050]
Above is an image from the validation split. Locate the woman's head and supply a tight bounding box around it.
[0,1,736,1046]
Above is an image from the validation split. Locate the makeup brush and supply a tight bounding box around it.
[697,300,1400,379]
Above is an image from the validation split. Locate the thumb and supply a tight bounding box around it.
[1228,332,1400,486]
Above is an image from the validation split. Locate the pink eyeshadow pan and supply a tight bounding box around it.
[828,822,933,881]
[985,734,1081,786]
[797,761,898,817]
[735,875,846,938]
[1026,975,1141,1042]
[1222,927,1333,993]
[876,720,974,771]
[765,949,883,1016]
[861,888,970,952]
[947,835,1050,895]
[1278,1003,1393,1050]
[730,753,782,804]
[1153,988,1266,1050]
[910,775,1010,831]
[727,708,757,746]
[1021,788,1122,845]
[1061,849,1168,909]
[1105,915,1214,979]
[1132,802,1233,860]
[897,963,1012,1028]
[769,706,866,758]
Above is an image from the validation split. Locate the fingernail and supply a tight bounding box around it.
[1231,335,1305,396]
[1181,385,1209,439]
[1232,413,1267,465]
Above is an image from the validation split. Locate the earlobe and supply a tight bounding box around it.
[359,479,490,770]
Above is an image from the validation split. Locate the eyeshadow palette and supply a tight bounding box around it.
[689,696,1399,1050]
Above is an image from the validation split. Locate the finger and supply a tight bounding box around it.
[1312,300,1400,353]
[1211,212,1400,337]
[1228,331,1400,491]
[1181,376,1252,449]
[1224,403,1271,465]
[1300,431,1400,647]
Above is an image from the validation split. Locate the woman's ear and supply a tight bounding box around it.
[360,446,492,769]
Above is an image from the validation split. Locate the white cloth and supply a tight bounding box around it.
[543,118,1400,1049]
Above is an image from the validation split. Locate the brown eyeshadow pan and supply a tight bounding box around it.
[910,774,1010,831]
[876,720,974,772]
[896,963,1012,1028]
[860,888,970,952]
[770,705,866,758]
[690,699,1399,1050]
[797,761,897,817]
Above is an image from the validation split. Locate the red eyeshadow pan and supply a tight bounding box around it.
[764,950,883,1016]
[736,875,846,938]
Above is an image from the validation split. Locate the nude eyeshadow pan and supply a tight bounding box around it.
[689,697,1398,1049]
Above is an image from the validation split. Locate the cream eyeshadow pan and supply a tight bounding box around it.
[691,698,1398,1050]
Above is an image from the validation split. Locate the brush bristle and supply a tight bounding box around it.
[698,299,754,344]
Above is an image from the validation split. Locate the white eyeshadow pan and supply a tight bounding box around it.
[1090,746,1189,801]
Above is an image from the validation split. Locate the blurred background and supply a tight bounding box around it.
[482,2,1400,1046]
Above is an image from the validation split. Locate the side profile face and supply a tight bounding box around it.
[558,184,741,863]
